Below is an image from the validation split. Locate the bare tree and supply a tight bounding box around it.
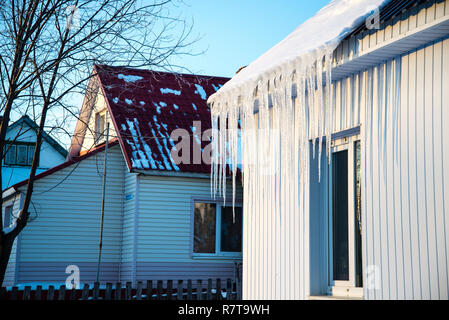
[0,0,198,286]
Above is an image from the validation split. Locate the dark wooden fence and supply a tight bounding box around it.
[0,278,242,301]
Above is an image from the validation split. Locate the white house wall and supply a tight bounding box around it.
[361,37,449,300]
[80,90,117,153]
[133,175,243,284]
[243,33,449,299]
[12,145,125,284]
[1,195,22,286]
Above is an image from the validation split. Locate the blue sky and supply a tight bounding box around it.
[170,0,330,78]
[53,0,332,146]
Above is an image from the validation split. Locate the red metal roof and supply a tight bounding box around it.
[95,65,230,173]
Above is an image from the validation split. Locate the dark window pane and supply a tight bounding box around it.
[4,205,12,228]
[16,145,27,165]
[194,203,216,253]
[4,145,16,165]
[332,150,349,281]
[220,206,242,252]
[354,141,363,287]
[27,145,35,165]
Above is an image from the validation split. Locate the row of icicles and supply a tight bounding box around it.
[210,48,337,211]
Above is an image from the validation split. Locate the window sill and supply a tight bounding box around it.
[191,254,242,261]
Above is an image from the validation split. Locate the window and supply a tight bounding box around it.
[95,112,106,142]
[328,135,363,297]
[3,142,36,166]
[193,201,242,257]
[4,205,12,228]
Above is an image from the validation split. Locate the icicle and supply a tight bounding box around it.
[325,50,333,166]
[316,54,324,182]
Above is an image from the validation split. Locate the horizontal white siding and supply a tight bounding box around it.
[137,175,243,263]
[2,195,22,286]
[119,171,137,282]
[15,146,125,283]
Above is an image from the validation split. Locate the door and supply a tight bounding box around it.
[328,135,363,297]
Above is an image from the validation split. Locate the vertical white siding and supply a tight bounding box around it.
[362,39,449,300]
[244,36,449,300]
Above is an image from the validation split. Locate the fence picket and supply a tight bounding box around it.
[216,279,221,300]
[58,285,66,300]
[177,280,183,300]
[226,279,232,300]
[126,282,132,300]
[23,286,31,300]
[11,286,18,300]
[115,282,121,300]
[81,284,89,300]
[157,280,163,300]
[105,283,112,300]
[187,280,192,300]
[146,280,153,300]
[136,281,143,300]
[35,286,42,300]
[207,279,212,300]
[93,282,100,300]
[47,285,55,301]
[196,279,203,300]
[167,280,173,300]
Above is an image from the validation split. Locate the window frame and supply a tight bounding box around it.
[327,134,363,298]
[94,110,107,143]
[3,141,37,166]
[3,205,12,229]
[191,198,243,260]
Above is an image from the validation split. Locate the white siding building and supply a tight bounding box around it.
[209,0,449,300]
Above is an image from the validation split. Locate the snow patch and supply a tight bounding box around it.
[160,88,181,95]
[194,84,207,100]
[118,74,143,83]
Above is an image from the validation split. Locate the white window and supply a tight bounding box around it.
[193,201,242,258]
[328,135,363,298]
[95,111,106,143]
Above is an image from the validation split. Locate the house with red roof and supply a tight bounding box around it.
[1,65,243,287]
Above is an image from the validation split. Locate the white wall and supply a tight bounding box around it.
[361,38,449,300]
[12,145,125,283]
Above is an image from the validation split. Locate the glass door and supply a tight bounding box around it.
[328,136,363,297]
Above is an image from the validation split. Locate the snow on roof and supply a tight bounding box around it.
[208,0,391,105]
[94,65,230,173]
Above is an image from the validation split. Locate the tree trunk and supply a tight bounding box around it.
[0,233,18,287]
